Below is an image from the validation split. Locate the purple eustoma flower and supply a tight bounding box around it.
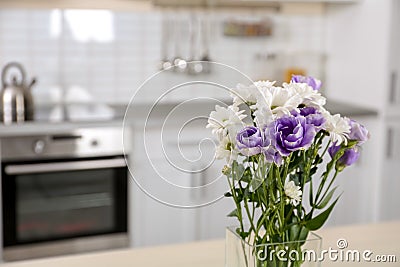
[268,116,316,156]
[298,106,317,116]
[291,75,322,91]
[328,144,340,159]
[263,146,283,166]
[291,107,325,129]
[328,144,360,168]
[236,126,268,156]
[340,148,360,166]
[348,119,370,144]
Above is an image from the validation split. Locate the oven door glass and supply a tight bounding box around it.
[2,157,128,247]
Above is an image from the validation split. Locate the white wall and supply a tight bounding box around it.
[0,9,326,104]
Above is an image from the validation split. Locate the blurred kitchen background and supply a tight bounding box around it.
[0,0,399,263]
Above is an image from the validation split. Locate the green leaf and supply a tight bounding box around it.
[235,188,244,202]
[309,166,318,176]
[290,224,309,243]
[305,195,341,231]
[236,228,249,239]
[287,217,309,242]
[290,173,300,185]
[230,161,245,181]
[271,234,283,243]
[240,168,252,183]
[227,209,239,218]
[224,192,232,198]
[313,154,323,165]
[249,175,266,192]
[243,188,251,199]
[315,187,338,210]
[288,152,303,172]
[346,140,358,148]
[298,226,309,241]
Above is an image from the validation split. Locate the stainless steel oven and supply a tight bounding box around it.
[1,127,130,261]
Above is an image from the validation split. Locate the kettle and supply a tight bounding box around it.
[0,62,36,124]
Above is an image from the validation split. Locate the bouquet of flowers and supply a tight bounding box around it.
[207,75,369,266]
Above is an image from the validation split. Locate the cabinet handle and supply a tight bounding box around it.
[200,166,207,199]
[190,167,200,201]
[190,166,207,201]
[386,127,394,159]
[5,158,126,175]
[389,71,397,104]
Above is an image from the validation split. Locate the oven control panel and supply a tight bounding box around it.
[33,139,46,154]
[0,127,131,160]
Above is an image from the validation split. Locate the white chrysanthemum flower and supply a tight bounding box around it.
[215,136,238,165]
[253,105,273,128]
[324,113,350,145]
[283,82,326,108]
[231,80,275,107]
[206,105,246,140]
[254,80,276,92]
[230,84,259,106]
[252,85,302,127]
[259,86,303,116]
[284,181,302,206]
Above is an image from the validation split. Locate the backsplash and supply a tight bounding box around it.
[0,9,325,104]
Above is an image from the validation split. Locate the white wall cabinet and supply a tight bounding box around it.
[380,119,400,221]
[325,0,393,110]
[325,0,400,223]
[325,116,382,226]
[326,0,400,114]
[388,0,400,114]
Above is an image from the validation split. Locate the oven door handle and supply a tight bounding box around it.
[4,158,127,175]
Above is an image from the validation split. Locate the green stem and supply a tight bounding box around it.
[311,163,338,217]
[227,163,245,235]
[228,163,249,267]
[317,170,339,205]
[274,164,286,240]
[320,140,331,159]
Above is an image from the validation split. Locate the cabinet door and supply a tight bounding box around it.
[193,154,236,241]
[129,125,196,247]
[324,117,381,226]
[130,123,235,246]
[388,0,400,110]
[325,0,392,109]
[380,121,400,221]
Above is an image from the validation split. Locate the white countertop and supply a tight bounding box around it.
[0,100,378,137]
[0,120,125,137]
[1,221,399,267]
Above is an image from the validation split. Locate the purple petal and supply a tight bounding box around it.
[291,75,322,90]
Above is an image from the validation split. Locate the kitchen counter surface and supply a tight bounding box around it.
[0,119,125,137]
[0,101,378,137]
[117,99,379,120]
[2,221,398,267]
[0,100,378,137]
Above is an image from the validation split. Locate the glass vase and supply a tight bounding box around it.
[225,226,322,267]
